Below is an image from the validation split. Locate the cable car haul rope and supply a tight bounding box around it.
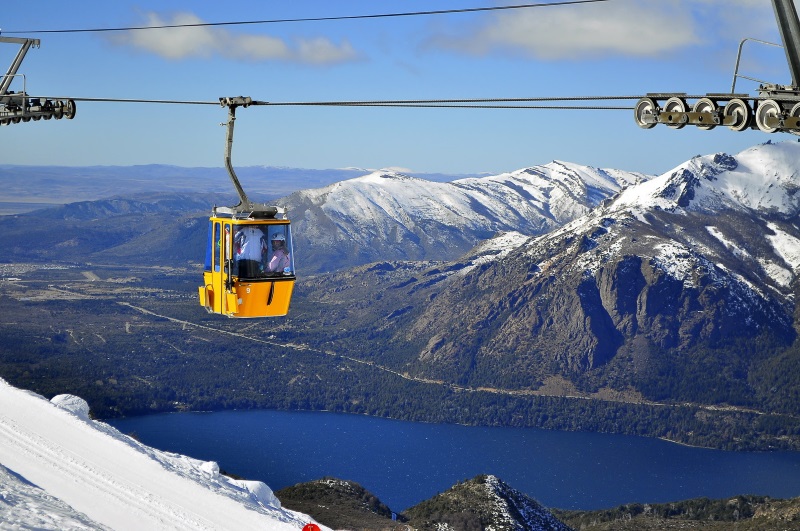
[16,95,641,110]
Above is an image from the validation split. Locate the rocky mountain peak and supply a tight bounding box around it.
[613,141,800,217]
[404,474,571,531]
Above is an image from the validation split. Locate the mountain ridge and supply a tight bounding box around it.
[0,160,650,275]
[0,164,485,215]
[286,161,650,272]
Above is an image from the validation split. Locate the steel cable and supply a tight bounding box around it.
[29,94,642,111]
[3,0,611,34]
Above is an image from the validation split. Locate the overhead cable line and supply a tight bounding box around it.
[43,97,219,105]
[29,94,640,110]
[287,104,633,109]
[5,93,638,126]
[265,95,639,110]
[2,0,610,34]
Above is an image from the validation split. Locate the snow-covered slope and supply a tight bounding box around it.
[468,140,800,293]
[287,161,650,273]
[303,161,644,235]
[577,141,800,294]
[0,378,325,531]
[613,140,800,215]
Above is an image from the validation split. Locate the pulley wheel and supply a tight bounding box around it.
[634,98,657,129]
[724,98,752,132]
[789,103,800,131]
[755,99,782,133]
[663,97,687,129]
[64,99,77,120]
[692,98,717,130]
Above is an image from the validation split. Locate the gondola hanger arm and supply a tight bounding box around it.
[216,96,281,219]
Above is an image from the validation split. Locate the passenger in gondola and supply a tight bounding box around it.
[266,232,291,274]
[234,226,267,278]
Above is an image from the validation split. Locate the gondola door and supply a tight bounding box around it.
[218,220,238,315]
[199,219,237,316]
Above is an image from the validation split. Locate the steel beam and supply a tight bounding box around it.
[772,0,800,87]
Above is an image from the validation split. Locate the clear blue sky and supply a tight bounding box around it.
[0,0,795,176]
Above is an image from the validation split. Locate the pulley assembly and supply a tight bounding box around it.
[635,0,800,135]
[0,36,76,126]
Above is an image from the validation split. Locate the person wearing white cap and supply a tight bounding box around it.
[266,232,291,274]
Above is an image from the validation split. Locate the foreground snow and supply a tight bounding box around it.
[0,378,326,530]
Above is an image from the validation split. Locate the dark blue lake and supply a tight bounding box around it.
[108,410,800,512]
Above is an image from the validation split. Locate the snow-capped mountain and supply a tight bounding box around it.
[402,142,800,374]
[0,378,326,530]
[554,140,800,306]
[286,161,650,273]
[295,142,800,449]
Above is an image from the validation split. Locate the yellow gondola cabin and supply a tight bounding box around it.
[199,215,295,318]
[198,96,296,318]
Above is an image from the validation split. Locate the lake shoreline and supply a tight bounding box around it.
[108,408,800,512]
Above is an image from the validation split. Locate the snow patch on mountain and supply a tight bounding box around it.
[652,242,698,287]
[456,231,531,276]
[451,160,647,225]
[718,142,800,213]
[760,258,794,288]
[299,171,487,239]
[767,221,800,272]
[482,475,570,531]
[706,225,751,260]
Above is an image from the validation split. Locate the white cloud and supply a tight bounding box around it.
[225,33,291,61]
[111,12,359,65]
[427,0,762,60]
[442,1,698,59]
[295,37,359,65]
